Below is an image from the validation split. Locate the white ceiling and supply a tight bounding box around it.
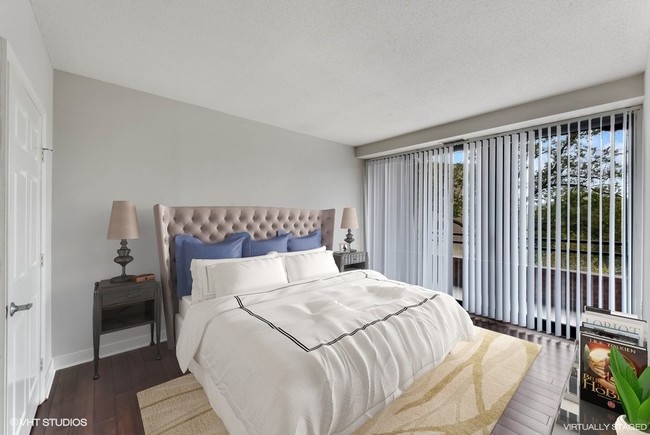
[31,0,650,146]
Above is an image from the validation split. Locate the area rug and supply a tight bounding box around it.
[137,327,540,434]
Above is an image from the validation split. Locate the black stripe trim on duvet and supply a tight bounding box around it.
[234,293,438,352]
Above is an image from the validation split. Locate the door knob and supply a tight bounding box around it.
[9,302,33,317]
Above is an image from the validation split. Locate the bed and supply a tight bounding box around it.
[153,204,475,434]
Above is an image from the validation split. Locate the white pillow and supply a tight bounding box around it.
[205,255,288,299]
[190,253,283,302]
[283,249,340,283]
[192,256,289,303]
[278,246,326,256]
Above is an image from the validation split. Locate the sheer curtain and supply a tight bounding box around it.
[365,147,454,293]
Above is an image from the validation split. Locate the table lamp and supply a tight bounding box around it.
[107,200,140,283]
[341,207,358,252]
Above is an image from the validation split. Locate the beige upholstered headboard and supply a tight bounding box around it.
[153,204,335,349]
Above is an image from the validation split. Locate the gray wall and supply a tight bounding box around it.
[52,70,364,367]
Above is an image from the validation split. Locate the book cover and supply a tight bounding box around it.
[585,305,640,320]
[582,308,646,346]
[580,330,648,413]
[580,324,640,345]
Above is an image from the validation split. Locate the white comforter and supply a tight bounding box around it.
[177,270,475,435]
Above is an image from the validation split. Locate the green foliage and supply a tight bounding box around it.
[451,126,627,275]
[453,163,463,219]
[640,367,650,403]
[609,347,650,428]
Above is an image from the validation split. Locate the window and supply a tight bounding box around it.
[366,107,639,338]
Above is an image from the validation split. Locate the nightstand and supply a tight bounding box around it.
[93,279,161,380]
[333,251,367,272]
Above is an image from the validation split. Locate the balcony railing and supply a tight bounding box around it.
[451,256,623,312]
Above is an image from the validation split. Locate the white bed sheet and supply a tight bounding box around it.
[177,270,475,435]
[174,296,193,342]
[179,295,192,319]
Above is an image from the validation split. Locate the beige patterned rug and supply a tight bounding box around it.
[137,327,540,434]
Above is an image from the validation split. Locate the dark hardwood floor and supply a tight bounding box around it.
[33,318,576,435]
[32,344,182,435]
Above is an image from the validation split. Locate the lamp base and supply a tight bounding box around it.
[110,274,135,284]
[111,239,135,284]
[344,229,355,252]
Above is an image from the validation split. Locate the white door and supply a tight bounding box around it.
[6,61,42,435]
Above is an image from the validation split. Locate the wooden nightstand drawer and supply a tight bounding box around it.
[333,251,368,272]
[102,286,155,307]
[342,251,366,266]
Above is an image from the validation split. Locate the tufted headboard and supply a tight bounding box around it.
[153,204,335,349]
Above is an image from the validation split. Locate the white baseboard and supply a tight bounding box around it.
[42,358,55,400]
[53,329,168,371]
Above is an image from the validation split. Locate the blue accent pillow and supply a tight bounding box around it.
[244,232,291,257]
[174,232,249,298]
[288,229,322,252]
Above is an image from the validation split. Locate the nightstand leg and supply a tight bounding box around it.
[150,323,154,346]
[155,319,161,360]
[93,327,100,380]
[93,290,100,380]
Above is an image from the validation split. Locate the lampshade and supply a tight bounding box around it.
[107,200,140,240]
[340,207,358,230]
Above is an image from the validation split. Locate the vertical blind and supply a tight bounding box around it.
[365,107,638,338]
[462,108,637,337]
[366,147,455,293]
